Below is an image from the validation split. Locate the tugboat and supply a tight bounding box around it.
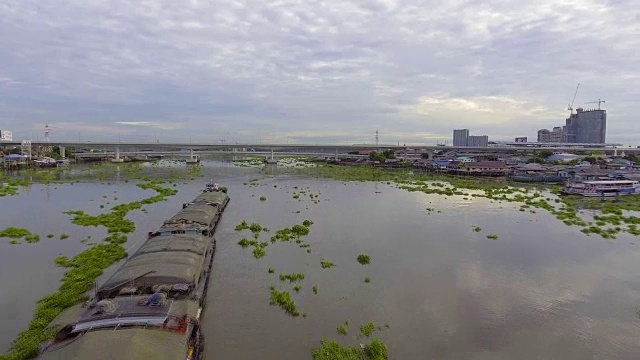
[204,180,227,193]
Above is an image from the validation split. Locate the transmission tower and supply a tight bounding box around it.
[44,122,51,142]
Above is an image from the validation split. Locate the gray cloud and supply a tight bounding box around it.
[0,0,638,144]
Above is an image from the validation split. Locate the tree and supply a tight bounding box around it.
[369,151,385,162]
[582,156,596,164]
[8,147,21,155]
[536,150,554,159]
[382,149,396,159]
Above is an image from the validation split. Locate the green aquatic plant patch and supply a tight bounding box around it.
[0,227,31,239]
[269,289,300,317]
[235,220,250,231]
[0,179,29,197]
[337,324,348,335]
[279,272,305,283]
[320,259,336,269]
[311,338,388,360]
[357,254,371,265]
[360,322,377,337]
[0,227,40,244]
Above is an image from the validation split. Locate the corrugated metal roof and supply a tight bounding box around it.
[166,204,218,226]
[102,251,204,290]
[135,234,209,257]
[194,191,228,204]
[39,328,188,360]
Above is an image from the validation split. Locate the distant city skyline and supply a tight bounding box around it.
[0,1,638,146]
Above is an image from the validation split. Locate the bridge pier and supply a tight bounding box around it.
[186,149,200,164]
[111,147,124,163]
[264,149,278,164]
[335,148,338,161]
[425,150,434,160]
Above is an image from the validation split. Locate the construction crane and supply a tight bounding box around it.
[567,83,580,114]
[585,99,606,110]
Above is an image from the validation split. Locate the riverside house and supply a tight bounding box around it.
[447,161,510,176]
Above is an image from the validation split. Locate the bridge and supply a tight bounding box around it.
[1,141,638,161]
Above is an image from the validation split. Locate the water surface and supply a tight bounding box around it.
[2,161,640,359]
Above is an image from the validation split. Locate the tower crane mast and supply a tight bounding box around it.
[567,83,580,115]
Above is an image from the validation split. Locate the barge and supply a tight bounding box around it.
[562,180,640,197]
[39,183,229,360]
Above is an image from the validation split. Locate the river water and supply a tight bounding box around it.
[2,160,640,359]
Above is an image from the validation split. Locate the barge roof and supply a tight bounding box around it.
[39,328,188,360]
[195,191,228,204]
[101,251,205,291]
[135,233,210,257]
[46,297,199,333]
[164,204,219,227]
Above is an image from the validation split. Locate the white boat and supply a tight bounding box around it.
[204,180,225,193]
[563,180,640,197]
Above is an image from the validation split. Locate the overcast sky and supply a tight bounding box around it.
[0,0,638,145]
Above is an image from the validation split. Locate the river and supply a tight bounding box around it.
[2,160,640,359]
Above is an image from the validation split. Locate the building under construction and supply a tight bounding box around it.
[537,108,607,144]
[564,107,606,144]
[537,84,607,144]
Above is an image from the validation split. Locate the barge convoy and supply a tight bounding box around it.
[39,182,229,360]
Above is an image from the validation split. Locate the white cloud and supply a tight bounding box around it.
[0,0,638,144]
[115,122,184,130]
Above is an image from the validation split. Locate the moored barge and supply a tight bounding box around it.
[39,183,229,360]
[562,180,640,197]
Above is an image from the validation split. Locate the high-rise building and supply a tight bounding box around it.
[467,135,489,147]
[537,127,564,143]
[537,129,550,142]
[453,129,469,146]
[550,127,565,142]
[564,108,606,143]
[515,137,527,143]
